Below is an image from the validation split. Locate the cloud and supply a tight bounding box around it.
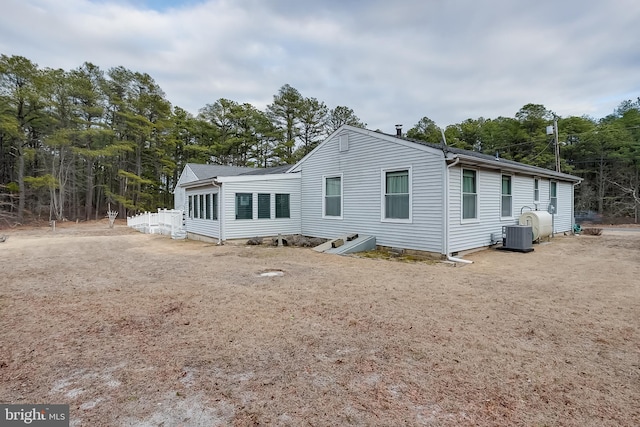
[1,0,639,131]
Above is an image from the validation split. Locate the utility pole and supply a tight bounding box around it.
[547,114,561,172]
[553,114,560,172]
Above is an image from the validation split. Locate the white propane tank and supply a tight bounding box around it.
[519,211,553,241]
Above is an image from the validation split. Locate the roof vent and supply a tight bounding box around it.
[395,124,402,136]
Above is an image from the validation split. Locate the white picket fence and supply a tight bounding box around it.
[127,208,186,239]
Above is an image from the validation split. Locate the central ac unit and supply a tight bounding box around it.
[500,225,534,252]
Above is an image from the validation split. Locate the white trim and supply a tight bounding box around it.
[500,173,514,220]
[533,177,540,203]
[380,166,413,223]
[460,168,480,224]
[322,173,343,220]
[549,180,558,214]
[216,173,299,183]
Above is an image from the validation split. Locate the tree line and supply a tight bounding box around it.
[1,54,639,224]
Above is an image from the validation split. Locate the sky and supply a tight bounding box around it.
[1,0,639,132]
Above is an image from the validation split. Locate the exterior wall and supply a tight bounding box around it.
[554,181,574,233]
[296,130,445,253]
[448,167,575,253]
[174,166,198,211]
[184,187,221,239]
[222,177,301,239]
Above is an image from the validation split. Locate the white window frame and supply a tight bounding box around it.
[322,174,343,219]
[533,178,540,203]
[257,193,271,219]
[211,193,218,220]
[380,167,412,223]
[461,168,479,223]
[549,181,558,214]
[500,174,513,219]
[193,194,199,219]
[275,193,290,219]
[235,192,253,220]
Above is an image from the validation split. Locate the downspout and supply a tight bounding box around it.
[443,156,472,264]
[212,180,223,245]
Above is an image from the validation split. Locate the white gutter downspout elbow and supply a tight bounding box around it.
[447,254,473,264]
[444,156,473,264]
[211,180,223,245]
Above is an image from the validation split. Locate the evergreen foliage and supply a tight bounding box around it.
[0,54,638,222]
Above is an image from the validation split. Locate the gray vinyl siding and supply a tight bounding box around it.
[174,165,198,211]
[222,177,301,239]
[449,167,509,252]
[533,178,573,233]
[449,168,575,253]
[513,174,534,215]
[553,181,574,233]
[298,130,444,252]
[184,187,220,239]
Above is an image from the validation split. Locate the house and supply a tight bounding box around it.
[178,125,581,257]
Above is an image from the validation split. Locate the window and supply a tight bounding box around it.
[205,194,211,220]
[275,194,290,218]
[383,169,410,220]
[188,195,193,219]
[212,193,218,220]
[193,194,199,219]
[236,193,253,219]
[534,178,540,203]
[324,176,342,217]
[258,193,271,219]
[199,194,205,219]
[501,175,512,217]
[462,169,477,220]
[549,182,558,214]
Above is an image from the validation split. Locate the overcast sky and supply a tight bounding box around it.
[1,0,639,131]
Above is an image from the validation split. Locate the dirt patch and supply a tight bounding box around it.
[1,222,639,426]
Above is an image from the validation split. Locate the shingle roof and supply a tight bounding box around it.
[384,132,581,182]
[187,163,254,180]
[239,165,294,176]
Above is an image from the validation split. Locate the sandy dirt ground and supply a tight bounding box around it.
[0,220,639,426]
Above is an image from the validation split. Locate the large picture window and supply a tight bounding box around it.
[462,169,477,220]
[236,193,253,220]
[501,175,512,217]
[275,194,290,218]
[258,193,271,219]
[324,176,342,217]
[384,169,410,220]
